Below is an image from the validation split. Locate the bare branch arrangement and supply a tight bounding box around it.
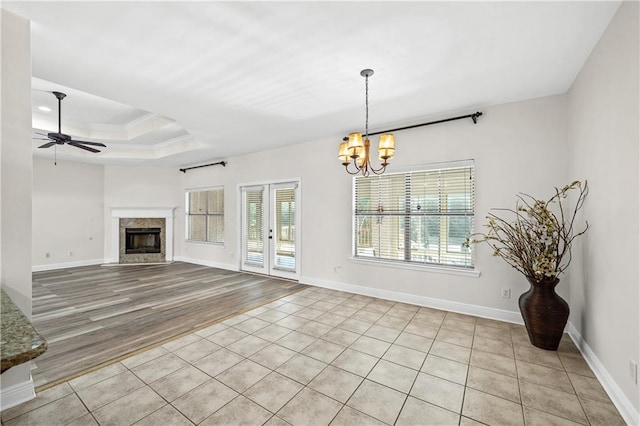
[467,181,589,283]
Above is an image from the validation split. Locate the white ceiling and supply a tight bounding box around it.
[3,1,620,167]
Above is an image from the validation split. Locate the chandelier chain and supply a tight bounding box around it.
[365,74,369,140]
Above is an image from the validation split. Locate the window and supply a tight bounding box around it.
[186,187,224,244]
[354,162,474,268]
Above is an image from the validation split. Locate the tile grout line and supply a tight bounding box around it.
[4,286,623,426]
[513,328,527,426]
[457,319,476,424]
[390,307,431,426]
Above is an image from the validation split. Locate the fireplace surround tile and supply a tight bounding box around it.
[119,218,166,264]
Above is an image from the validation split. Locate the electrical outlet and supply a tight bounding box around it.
[630,360,637,384]
[68,250,73,257]
[501,288,511,299]
[45,252,50,258]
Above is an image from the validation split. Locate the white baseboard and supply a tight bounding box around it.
[33,257,239,273]
[0,376,35,410]
[567,322,639,426]
[299,275,524,325]
[174,256,239,272]
[32,258,104,272]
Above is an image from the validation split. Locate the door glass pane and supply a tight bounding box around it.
[274,188,295,270]
[245,188,264,265]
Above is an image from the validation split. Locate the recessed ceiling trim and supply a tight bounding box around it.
[11,1,620,166]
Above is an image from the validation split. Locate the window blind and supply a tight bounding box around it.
[244,187,265,265]
[206,188,224,243]
[275,188,295,243]
[186,187,224,243]
[354,164,474,268]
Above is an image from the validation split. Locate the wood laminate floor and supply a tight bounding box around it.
[31,262,306,388]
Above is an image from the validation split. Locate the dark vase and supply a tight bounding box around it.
[518,276,569,350]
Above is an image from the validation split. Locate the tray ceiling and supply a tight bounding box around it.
[3,1,621,166]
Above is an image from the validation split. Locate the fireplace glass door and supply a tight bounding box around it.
[241,181,299,280]
[125,227,161,254]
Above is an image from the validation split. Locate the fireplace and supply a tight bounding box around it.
[118,218,165,263]
[111,207,175,264]
[125,228,161,254]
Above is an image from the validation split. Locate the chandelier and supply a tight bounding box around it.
[339,69,395,177]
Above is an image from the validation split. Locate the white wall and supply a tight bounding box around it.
[181,94,569,316]
[0,8,36,408]
[31,162,182,267]
[567,1,639,421]
[32,158,104,270]
[103,165,183,262]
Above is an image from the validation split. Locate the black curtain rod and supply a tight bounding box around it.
[179,161,227,173]
[178,112,482,171]
[343,111,483,141]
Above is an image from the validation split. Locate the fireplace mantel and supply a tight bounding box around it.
[110,207,176,263]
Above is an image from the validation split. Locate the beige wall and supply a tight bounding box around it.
[0,8,35,406]
[103,165,183,262]
[180,94,569,316]
[23,3,638,419]
[567,1,639,418]
[32,158,105,269]
[32,162,182,266]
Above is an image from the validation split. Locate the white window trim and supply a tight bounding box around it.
[184,239,226,249]
[349,256,480,277]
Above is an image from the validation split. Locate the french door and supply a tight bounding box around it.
[241,181,300,280]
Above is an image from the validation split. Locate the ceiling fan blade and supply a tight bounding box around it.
[35,132,49,137]
[68,141,100,153]
[33,137,52,140]
[38,142,57,149]
[69,139,106,147]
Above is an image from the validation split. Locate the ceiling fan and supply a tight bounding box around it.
[35,91,106,153]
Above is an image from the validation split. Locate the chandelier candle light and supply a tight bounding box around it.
[339,69,395,177]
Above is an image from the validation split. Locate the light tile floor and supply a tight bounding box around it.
[1,287,627,425]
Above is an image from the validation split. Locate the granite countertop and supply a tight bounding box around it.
[1,289,47,373]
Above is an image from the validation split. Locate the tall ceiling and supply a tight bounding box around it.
[3,1,620,167]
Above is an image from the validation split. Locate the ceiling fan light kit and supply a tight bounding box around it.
[36,91,107,156]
